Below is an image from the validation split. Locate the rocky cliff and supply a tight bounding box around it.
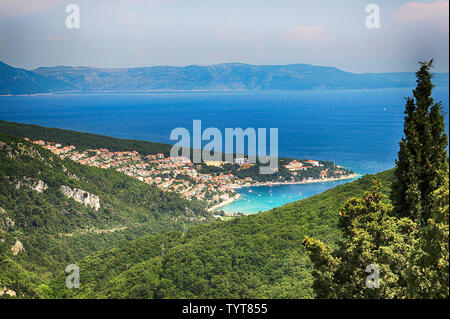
[60,185,101,211]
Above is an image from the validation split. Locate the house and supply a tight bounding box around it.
[204,161,225,167]
[235,157,248,165]
[304,160,320,167]
[284,160,305,171]
[156,153,165,159]
[171,156,191,164]
[32,140,45,146]
[185,169,197,178]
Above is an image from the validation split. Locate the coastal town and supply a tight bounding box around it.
[27,138,357,212]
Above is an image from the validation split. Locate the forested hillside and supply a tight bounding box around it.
[0,125,373,299]
[0,134,210,298]
[0,120,173,156]
[49,170,394,299]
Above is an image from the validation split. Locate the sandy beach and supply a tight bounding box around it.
[207,193,242,212]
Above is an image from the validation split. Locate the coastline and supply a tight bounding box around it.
[230,173,361,189]
[208,173,360,212]
[207,194,242,212]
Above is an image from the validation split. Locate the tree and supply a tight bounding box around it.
[303,182,418,298]
[407,176,449,298]
[303,60,449,299]
[391,60,449,224]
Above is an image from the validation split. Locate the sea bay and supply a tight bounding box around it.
[1,88,448,213]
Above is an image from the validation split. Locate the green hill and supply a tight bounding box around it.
[49,170,394,299]
[0,120,173,156]
[0,121,394,299]
[0,133,211,298]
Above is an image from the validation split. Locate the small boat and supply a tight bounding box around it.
[248,190,253,193]
[298,193,302,195]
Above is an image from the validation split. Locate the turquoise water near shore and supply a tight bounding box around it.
[222,178,359,214]
[1,88,448,214]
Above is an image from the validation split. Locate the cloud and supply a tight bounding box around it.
[288,25,331,42]
[390,0,449,30]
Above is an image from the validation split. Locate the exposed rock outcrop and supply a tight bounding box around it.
[4,217,14,229]
[15,178,48,193]
[67,171,79,180]
[0,287,17,297]
[0,207,14,230]
[60,185,100,211]
[31,180,48,193]
[11,240,24,256]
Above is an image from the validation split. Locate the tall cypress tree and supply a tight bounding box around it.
[391,60,449,224]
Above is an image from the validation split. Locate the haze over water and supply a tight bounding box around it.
[1,87,448,213]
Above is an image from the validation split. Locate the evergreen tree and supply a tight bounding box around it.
[304,60,449,299]
[391,60,449,224]
[303,182,418,298]
[407,176,449,298]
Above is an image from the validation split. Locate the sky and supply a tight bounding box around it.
[0,0,448,73]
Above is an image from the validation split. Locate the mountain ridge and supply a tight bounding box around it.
[1,61,448,94]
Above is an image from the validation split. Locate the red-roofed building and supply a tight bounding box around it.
[304,160,320,167]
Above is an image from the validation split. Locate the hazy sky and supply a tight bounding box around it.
[0,0,448,72]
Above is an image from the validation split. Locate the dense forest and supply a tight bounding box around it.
[0,120,173,156]
[0,133,210,298]
[49,170,394,299]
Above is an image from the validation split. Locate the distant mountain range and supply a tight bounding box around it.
[1,61,449,94]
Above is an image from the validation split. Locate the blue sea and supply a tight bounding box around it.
[1,88,448,214]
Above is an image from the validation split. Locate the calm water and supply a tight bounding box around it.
[1,88,448,213]
[222,178,359,214]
